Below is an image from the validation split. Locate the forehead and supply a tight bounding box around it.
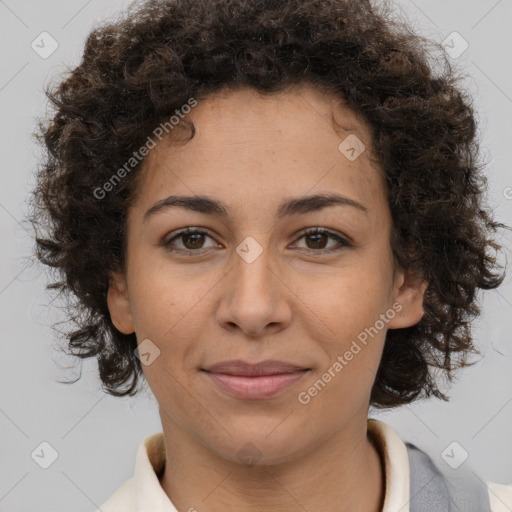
[132,84,386,219]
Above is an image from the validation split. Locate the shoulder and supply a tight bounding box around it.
[368,419,511,512]
[488,482,512,512]
[94,477,136,512]
[93,431,167,511]
[406,441,512,512]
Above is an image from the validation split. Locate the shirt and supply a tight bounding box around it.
[97,419,512,511]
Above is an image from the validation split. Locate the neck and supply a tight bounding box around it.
[159,418,384,512]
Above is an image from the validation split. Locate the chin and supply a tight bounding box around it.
[202,423,311,467]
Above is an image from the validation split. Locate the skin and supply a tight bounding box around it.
[107,84,428,512]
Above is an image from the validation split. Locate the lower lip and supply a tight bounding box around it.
[202,370,309,400]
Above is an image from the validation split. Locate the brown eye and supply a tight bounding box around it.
[292,228,352,253]
[304,231,329,249]
[179,232,206,250]
[163,228,218,254]
[162,226,352,256]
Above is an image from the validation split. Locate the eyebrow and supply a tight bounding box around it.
[143,193,368,222]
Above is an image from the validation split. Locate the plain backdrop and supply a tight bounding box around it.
[0,0,511,510]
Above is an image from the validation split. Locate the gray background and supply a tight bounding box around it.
[0,0,511,510]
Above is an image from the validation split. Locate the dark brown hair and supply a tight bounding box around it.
[30,0,508,406]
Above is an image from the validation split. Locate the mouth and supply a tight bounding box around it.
[201,360,311,400]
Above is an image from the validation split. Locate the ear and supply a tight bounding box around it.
[107,271,135,335]
[387,266,428,329]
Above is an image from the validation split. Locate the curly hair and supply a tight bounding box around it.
[30,0,508,405]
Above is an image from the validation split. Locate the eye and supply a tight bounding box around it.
[162,227,219,255]
[291,227,352,254]
[162,226,352,255]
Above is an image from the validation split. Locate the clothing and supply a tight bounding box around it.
[96,419,512,511]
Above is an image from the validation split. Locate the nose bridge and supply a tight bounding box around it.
[217,234,289,334]
[232,234,277,301]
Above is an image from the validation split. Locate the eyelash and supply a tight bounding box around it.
[162,227,352,256]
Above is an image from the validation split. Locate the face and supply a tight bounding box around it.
[108,84,426,465]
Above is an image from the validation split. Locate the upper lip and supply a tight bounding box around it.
[202,359,310,376]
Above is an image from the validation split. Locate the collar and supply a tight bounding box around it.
[368,418,410,512]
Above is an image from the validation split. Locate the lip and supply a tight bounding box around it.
[202,359,310,376]
[201,359,311,400]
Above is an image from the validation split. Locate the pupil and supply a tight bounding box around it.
[184,233,204,249]
[308,233,326,249]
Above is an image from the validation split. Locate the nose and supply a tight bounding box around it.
[215,238,292,338]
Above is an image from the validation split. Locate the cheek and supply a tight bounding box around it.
[127,252,207,334]
[301,277,392,411]
[307,260,392,333]
[127,262,215,376]
[303,253,393,376]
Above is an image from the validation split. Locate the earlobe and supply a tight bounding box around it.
[387,267,428,330]
[107,271,135,335]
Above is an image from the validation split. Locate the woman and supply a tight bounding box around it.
[31,0,511,510]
